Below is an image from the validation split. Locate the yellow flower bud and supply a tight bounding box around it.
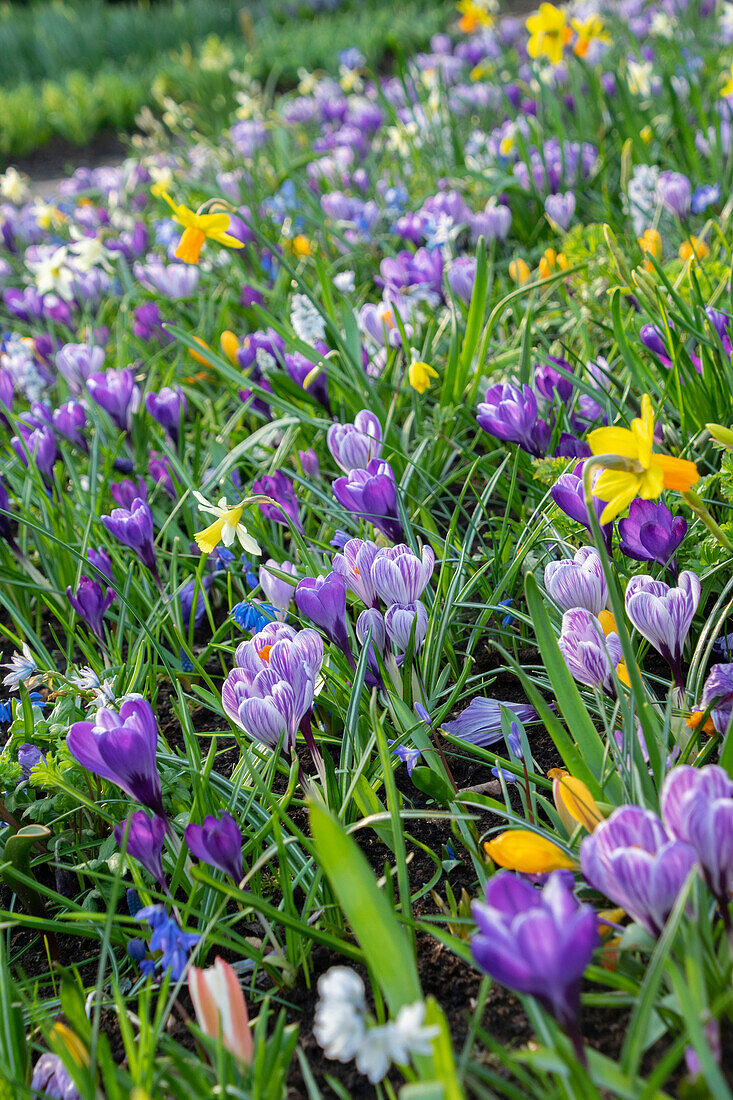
[552,773,604,833]
[220,330,240,364]
[597,610,616,636]
[484,829,576,873]
[408,360,439,394]
[706,423,733,449]
[509,257,531,285]
[679,235,709,262]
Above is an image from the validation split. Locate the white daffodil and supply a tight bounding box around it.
[0,167,30,204]
[68,229,112,273]
[26,245,75,300]
[193,492,261,556]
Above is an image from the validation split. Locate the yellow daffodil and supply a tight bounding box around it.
[409,360,439,394]
[158,191,244,265]
[220,330,240,364]
[571,15,609,58]
[509,257,531,285]
[638,227,662,271]
[538,248,568,280]
[484,829,576,873]
[722,63,733,98]
[640,125,653,144]
[193,492,261,556]
[549,770,604,833]
[588,394,699,523]
[679,235,709,262]
[457,0,495,34]
[526,3,572,66]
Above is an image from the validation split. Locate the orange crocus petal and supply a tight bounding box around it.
[597,610,617,636]
[484,829,576,873]
[259,645,272,663]
[190,337,213,365]
[653,454,699,491]
[175,226,206,264]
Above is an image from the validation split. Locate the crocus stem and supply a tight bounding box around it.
[681,490,733,553]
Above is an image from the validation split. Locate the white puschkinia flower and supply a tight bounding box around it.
[1,644,39,690]
[313,967,438,1084]
[290,293,326,344]
[67,667,117,707]
[0,167,30,204]
[333,270,355,294]
[1,334,45,403]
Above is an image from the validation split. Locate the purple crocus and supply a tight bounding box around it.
[184,812,244,883]
[52,401,87,451]
[661,765,733,915]
[110,477,147,509]
[87,546,113,583]
[259,559,297,614]
[550,461,612,551]
[31,1053,81,1100]
[145,387,187,444]
[470,202,511,243]
[327,410,383,473]
[442,699,538,746]
[67,698,164,815]
[544,191,576,231]
[332,459,404,543]
[384,600,428,651]
[115,810,167,888]
[558,608,623,696]
[446,257,477,304]
[699,663,733,734]
[580,804,696,938]
[56,341,105,393]
[618,499,686,577]
[657,171,692,218]
[471,871,599,1060]
[331,538,380,607]
[295,572,353,661]
[11,425,57,486]
[66,576,115,640]
[87,368,141,432]
[253,470,303,533]
[477,382,551,458]
[544,546,607,616]
[624,571,700,689]
[371,544,435,606]
[101,497,158,579]
[535,356,574,405]
[221,623,323,756]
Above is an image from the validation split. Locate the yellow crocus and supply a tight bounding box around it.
[159,192,244,265]
[220,330,240,365]
[550,770,604,833]
[638,227,662,272]
[484,829,576,873]
[526,3,572,66]
[509,257,531,285]
[290,234,313,257]
[679,235,709,262]
[538,248,568,280]
[409,360,439,394]
[588,394,699,523]
[722,63,733,98]
[571,15,610,58]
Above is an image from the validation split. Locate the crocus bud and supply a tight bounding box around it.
[110,477,147,509]
[53,401,87,450]
[86,546,113,583]
[295,572,353,661]
[101,497,157,577]
[558,607,623,696]
[115,810,167,888]
[185,812,244,883]
[11,425,57,485]
[87,368,141,432]
[484,830,576,873]
[332,460,404,543]
[298,447,320,478]
[145,386,187,444]
[220,330,240,364]
[371,544,435,606]
[706,423,733,449]
[661,764,733,910]
[189,957,254,1066]
[624,571,700,688]
[56,342,104,394]
[66,577,115,640]
[384,599,428,652]
[544,546,607,616]
[657,171,691,218]
[477,382,551,457]
[259,559,297,613]
[327,410,383,472]
[545,191,576,231]
[552,772,604,834]
[253,470,303,532]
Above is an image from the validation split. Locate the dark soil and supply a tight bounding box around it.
[8,131,128,181]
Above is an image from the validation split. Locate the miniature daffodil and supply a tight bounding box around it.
[193,492,261,556]
[159,192,244,265]
[571,15,609,58]
[588,394,699,523]
[526,3,571,66]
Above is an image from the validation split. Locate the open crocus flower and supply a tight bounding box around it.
[189,957,254,1066]
[159,191,245,265]
[588,395,699,523]
[193,492,261,556]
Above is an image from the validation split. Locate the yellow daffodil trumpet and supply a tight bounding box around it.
[484,829,576,873]
[409,360,439,394]
[585,394,699,524]
[158,191,244,265]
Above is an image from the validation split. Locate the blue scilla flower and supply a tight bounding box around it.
[231,600,279,632]
[339,47,365,69]
[389,740,422,776]
[691,184,720,214]
[137,905,200,982]
[0,699,12,724]
[179,647,195,673]
[497,598,515,628]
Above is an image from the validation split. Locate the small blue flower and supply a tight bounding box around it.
[137,905,200,981]
[339,47,365,69]
[497,598,515,628]
[126,887,143,917]
[389,740,422,776]
[231,601,278,632]
[179,648,195,673]
[0,699,12,724]
[691,184,720,214]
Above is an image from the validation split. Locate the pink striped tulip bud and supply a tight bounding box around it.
[189,956,254,1066]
